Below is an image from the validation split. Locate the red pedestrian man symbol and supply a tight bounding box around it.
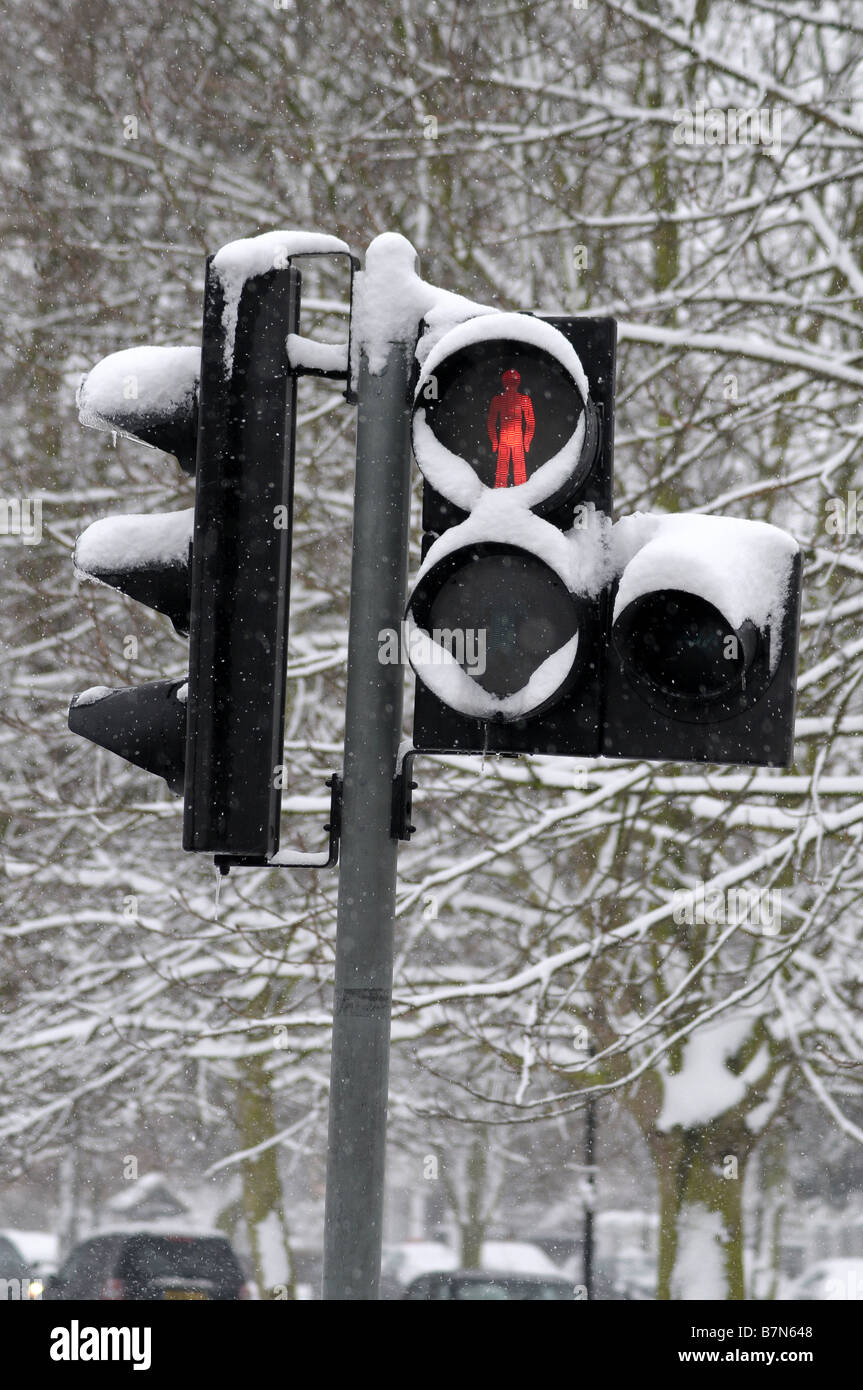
[487,368,536,488]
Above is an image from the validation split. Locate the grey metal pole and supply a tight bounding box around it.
[583,1045,596,1300]
[321,333,414,1300]
[583,1095,596,1299]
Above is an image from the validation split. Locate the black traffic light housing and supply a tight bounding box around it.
[76,344,200,475]
[409,314,616,758]
[68,231,357,864]
[69,342,199,786]
[69,678,188,793]
[182,258,301,859]
[406,311,802,769]
[602,521,802,767]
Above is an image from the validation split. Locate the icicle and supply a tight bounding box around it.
[213,868,223,919]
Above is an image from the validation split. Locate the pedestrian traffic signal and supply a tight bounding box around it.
[406,312,802,768]
[69,230,354,860]
[407,312,615,757]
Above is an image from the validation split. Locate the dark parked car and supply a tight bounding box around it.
[402,1270,579,1300]
[45,1230,251,1301]
[0,1235,37,1300]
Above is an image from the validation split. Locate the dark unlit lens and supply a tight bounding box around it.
[615,591,742,699]
[426,552,578,699]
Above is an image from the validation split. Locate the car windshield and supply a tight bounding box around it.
[453,1278,572,1300]
[118,1236,241,1284]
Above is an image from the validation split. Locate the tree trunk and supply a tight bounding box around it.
[458,1133,488,1269]
[236,1054,297,1300]
[654,1128,748,1300]
[752,1130,786,1301]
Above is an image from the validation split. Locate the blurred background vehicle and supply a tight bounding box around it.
[402,1270,579,1300]
[0,1228,58,1298]
[381,1236,641,1299]
[560,1251,653,1300]
[0,1233,39,1300]
[381,1240,459,1288]
[480,1241,559,1276]
[783,1259,863,1301]
[44,1229,251,1301]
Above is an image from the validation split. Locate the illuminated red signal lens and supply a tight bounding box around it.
[487,368,537,488]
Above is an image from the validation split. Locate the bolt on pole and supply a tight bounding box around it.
[322,297,415,1299]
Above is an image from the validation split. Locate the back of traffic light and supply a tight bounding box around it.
[182,252,303,862]
[405,311,801,769]
[69,231,356,865]
[69,343,199,786]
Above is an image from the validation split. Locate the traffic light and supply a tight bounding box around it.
[406,311,802,768]
[406,312,616,757]
[602,513,801,766]
[69,230,354,861]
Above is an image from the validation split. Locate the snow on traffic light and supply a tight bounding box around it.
[69,344,200,789]
[405,311,802,767]
[76,344,200,474]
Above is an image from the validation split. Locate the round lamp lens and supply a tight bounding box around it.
[615,591,743,700]
[425,551,579,699]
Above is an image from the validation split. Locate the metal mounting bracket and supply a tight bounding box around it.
[391,749,418,841]
[281,250,361,403]
[215,773,342,875]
